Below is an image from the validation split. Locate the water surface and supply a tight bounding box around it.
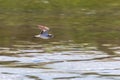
[0,41,120,80]
[0,0,120,80]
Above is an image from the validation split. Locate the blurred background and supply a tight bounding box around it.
[0,0,120,46]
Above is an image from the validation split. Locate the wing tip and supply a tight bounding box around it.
[37,25,49,30]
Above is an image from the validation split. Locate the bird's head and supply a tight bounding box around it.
[48,34,54,38]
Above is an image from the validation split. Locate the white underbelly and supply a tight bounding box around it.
[40,35,49,39]
[34,34,49,39]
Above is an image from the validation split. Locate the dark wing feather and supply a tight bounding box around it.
[40,30,49,36]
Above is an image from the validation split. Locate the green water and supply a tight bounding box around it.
[0,0,120,46]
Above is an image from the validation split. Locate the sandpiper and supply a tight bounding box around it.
[34,25,53,39]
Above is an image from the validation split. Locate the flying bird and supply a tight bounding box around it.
[34,25,53,39]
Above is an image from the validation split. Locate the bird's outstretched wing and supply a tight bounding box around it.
[38,25,49,31]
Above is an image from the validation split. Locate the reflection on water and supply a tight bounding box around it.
[0,41,120,80]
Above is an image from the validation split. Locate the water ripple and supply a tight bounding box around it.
[0,42,120,80]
